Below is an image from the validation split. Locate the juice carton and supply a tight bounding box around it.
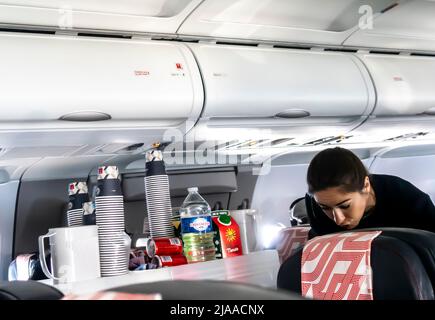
[211,210,243,259]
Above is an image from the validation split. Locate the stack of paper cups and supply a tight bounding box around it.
[67,182,89,227]
[95,166,129,277]
[144,150,175,238]
[83,201,96,226]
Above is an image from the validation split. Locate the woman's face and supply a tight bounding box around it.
[313,179,371,229]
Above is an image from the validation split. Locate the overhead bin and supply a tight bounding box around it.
[187,43,375,135]
[347,53,435,144]
[357,54,435,116]
[0,0,202,34]
[178,0,397,46]
[0,33,203,130]
[345,0,435,52]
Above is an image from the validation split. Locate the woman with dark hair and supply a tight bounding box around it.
[305,147,435,238]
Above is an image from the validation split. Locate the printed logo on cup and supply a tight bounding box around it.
[146,150,163,162]
[68,182,88,195]
[98,166,120,180]
[83,202,95,215]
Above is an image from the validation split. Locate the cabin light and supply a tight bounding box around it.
[260,223,287,249]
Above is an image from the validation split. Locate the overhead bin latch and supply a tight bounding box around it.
[274,109,310,119]
[59,111,111,122]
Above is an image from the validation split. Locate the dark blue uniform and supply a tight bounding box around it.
[306,174,435,238]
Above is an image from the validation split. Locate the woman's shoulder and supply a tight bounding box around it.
[370,174,425,197]
[371,173,412,187]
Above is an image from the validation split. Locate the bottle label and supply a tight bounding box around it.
[181,216,212,233]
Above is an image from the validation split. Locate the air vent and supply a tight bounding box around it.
[223,140,270,150]
[77,32,131,39]
[274,45,311,50]
[216,41,258,47]
[411,53,435,58]
[115,143,146,155]
[369,50,401,55]
[0,27,55,35]
[270,138,296,147]
[126,143,145,151]
[324,48,358,53]
[217,138,300,151]
[380,3,399,13]
[304,135,352,146]
[384,132,428,142]
[96,144,133,154]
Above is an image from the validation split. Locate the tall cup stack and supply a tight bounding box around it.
[95,166,129,277]
[67,182,89,227]
[144,149,175,238]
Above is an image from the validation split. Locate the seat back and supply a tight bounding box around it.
[361,228,435,288]
[275,226,310,264]
[0,281,63,300]
[277,228,435,300]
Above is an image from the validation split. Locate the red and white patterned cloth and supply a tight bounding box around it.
[275,227,310,264]
[301,231,382,300]
[62,291,162,300]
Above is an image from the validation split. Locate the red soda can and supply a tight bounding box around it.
[152,254,187,268]
[146,237,183,258]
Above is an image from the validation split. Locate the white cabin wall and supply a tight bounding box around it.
[370,152,435,202]
[0,181,19,280]
[251,149,374,249]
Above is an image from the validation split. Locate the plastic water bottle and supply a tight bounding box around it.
[180,187,216,263]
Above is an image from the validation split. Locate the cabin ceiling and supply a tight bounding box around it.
[1,0,435,179]
[0,0,434,53]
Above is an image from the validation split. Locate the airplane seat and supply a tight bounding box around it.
[277,228,435,300]
[290,196,309,226]
[359,228,435,288]
[0,280,303,300]
[0,280,63,300]
[107,280,303,300]
[275,226,311,265]
[273,197,311,264]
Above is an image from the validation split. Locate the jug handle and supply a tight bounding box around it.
[38,232,61,281]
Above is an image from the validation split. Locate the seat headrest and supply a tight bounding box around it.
[111,280,303,300]
[0,281,63,300]
[277,229,435,300]
[357,228,435,287]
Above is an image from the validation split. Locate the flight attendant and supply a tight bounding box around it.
[305,147,435,238]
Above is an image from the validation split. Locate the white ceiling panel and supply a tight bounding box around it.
[178,0,396,45]
[345,0,435,52]
[0,158,41,181]
[0,0,203,34]
[0,146,80,160]
[21,155,113,181]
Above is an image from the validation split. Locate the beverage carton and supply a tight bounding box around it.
[211,210,243,259]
